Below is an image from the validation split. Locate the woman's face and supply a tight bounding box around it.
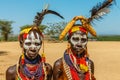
[69,31,88,54]
[23,31,42,59]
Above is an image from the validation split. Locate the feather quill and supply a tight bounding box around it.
[88,0,114,22]
[34,9,64,26]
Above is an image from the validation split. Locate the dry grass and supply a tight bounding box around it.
[0,41,120,80]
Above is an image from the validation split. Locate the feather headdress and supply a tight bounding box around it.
[33,8,64,27]
[19,5,64,36]
[59,0,114,40]
[18,5,64,62]
[88,0,114,22]
[19,5,64,43]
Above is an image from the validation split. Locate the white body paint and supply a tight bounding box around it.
[70,31,87,52]
[23,31,42,59]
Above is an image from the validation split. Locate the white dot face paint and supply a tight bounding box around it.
[23,31,42,59]
[70,31,87,53]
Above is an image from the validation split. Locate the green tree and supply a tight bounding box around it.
[0,20,13,41]
[20,24,47,33]
[45,22,67,37]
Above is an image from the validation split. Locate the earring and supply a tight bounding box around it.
[66,43,71,54]
[85,47,89,57]
[41,39,46,62]
[67,42,71,49]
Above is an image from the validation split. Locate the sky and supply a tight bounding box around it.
[0,0,120,35]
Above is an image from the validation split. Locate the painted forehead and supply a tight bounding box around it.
[22,31,43,44]
[71,31,87,37]
[27,30,42,40]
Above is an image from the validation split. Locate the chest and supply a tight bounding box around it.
[16,63,46,80]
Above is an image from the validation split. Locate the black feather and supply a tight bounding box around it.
[88,0,114,22]
[34,9,64,26]
[45,10,64,19]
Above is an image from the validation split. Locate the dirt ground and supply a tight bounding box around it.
[0,41,120,80]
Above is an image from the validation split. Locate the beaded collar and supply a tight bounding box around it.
[16,54,46,80]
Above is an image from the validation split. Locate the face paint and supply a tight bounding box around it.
[23,31,42,59]
[69,31,87,54]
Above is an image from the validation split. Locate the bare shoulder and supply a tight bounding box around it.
[44,63,52,80]
[44,62,52,71]
[53,58,63,67]
[53,58,64,80]
[44,62,52,67]
[6,65,16,80]
[6,65,16,75]
[53,58,63,73]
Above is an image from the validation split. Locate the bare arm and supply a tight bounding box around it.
[45,63,52,80]
[6,65,16,80]
[53,58,64,80]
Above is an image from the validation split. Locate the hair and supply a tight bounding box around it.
[18,26,43,48]
[67,24,88,40]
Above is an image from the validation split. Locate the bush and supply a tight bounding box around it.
[89,35,120,41]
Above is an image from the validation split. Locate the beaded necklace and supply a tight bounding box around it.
[63,49,92,80]
[16,54,46,80]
